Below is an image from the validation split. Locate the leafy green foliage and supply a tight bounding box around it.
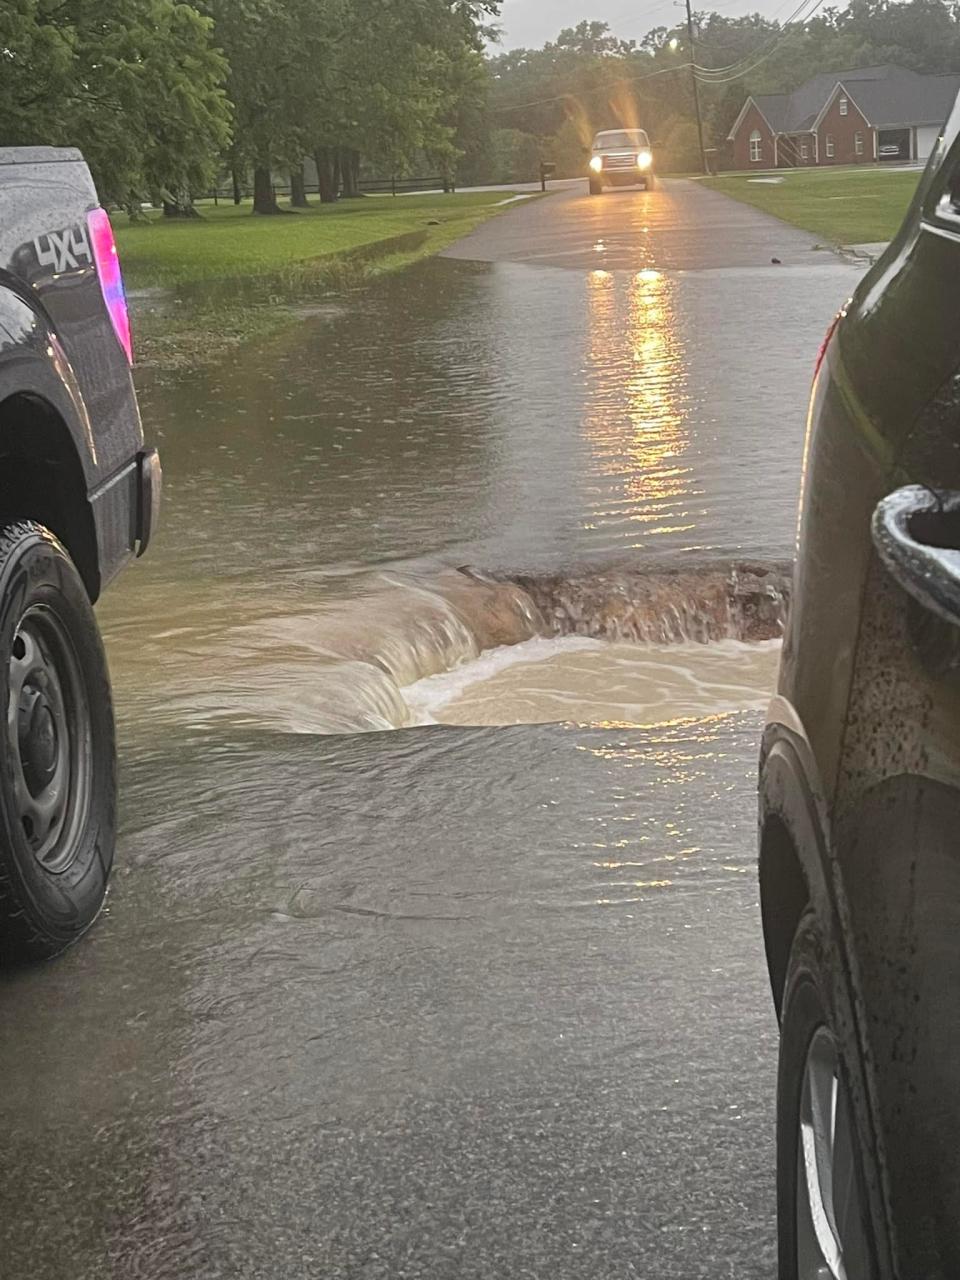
[0,0,230,204]
[1,0,501,210]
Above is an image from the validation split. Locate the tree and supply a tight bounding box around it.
[0,0,231,209]
[206,0,315,213]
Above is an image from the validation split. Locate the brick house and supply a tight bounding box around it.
[727,64,960,170]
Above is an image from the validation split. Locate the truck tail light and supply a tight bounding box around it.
[86,208,132,365]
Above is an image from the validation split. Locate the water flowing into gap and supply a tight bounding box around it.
[403,561,788,729]
[104,560,789,740]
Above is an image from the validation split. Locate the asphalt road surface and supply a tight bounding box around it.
[0,179,863,1279]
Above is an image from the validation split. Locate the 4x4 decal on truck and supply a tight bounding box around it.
[33,223,93,273]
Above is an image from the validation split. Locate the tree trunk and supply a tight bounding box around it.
[340,147,361,198]
[162,195,200,219]
[289,166,309,208]
[332,150,342,199]
[231,166,243,205]
[314,147,337,203]
[253,164,284,214]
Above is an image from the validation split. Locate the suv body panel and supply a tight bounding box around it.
[761,99,960,1276]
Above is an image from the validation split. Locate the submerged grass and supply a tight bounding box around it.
[120,191,527,368]
[702,165,922,245]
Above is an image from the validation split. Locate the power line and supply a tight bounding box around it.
[490,59,694,115]
[603,0,682,29]
[693,0,827,81]
[693,0,819,73]
[489,0,829,118]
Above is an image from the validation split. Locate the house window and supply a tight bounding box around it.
[800,140,809,159]
[839,96,848,116]
[826,134,835,158]
[749,129,762,163]
[855,131,864,155]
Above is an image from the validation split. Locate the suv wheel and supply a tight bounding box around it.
[777,910,874,1279]
[589,177,603,195]
[0,522,116,963]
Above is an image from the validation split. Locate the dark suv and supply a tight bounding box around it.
[0,148,160,964]
[759,97,960,1278]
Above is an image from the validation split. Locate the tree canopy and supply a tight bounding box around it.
[1,0,957,204]
[0,0,501,210]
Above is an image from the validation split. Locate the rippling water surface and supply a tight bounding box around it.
[2,184,866,1280]
[103,248,855,744]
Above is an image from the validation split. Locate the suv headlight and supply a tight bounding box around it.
[589,155,603,172]
[637,150,653,169]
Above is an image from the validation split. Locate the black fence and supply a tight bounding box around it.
[202,176,452,203]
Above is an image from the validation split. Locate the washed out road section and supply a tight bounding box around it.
[97,181,859,740]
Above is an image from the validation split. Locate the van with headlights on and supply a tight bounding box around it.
[588,129,656,195]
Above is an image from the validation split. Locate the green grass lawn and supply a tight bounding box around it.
[116,190,516,291]
[701,166,922,244]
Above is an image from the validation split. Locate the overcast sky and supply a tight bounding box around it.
[493,0,794,49]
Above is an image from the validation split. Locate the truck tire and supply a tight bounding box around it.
[777,910,875,1278]
[589,177,603,195]
[0,522,116,963]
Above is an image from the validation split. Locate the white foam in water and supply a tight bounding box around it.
[403,636,782,729]
[403,635,607,725]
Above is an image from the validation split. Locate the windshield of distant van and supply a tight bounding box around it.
[593,130,649,149]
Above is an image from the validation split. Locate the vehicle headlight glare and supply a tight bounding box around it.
[637,150,653,169]
[589,155,603,172]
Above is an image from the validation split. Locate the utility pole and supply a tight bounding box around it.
[684,0,708,174]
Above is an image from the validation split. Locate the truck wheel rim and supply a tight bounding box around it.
[8,606,92,873]
[796,1025,866,1280]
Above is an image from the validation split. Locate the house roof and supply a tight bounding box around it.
[729,63,960,139]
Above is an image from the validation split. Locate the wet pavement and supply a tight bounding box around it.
[5,718,779,1279]
[0,179,862,1277]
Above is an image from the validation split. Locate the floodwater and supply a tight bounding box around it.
[1,182,865,1278]
[100,229,853,743]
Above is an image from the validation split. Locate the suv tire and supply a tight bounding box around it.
[777,909,874,1279]
[589,177,603,195]
[0,522,116,964]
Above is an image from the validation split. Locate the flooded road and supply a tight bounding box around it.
[1,180,862,1277]
[99,182,854,739]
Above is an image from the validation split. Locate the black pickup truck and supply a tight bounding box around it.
[0,147,160,963]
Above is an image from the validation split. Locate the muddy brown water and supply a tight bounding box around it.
[0,192,868,1280]
[102,252,853,743]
